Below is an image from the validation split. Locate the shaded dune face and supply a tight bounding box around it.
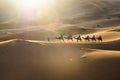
[79,40,120,51]
[0,40,86,80]
[0,40,120,80]
[77,57,120,80]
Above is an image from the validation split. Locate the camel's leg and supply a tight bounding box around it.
[72,39,73,42]
[80,39,82,42]
[77,39,78,42]
[95,39,96,42]
[88,39,90,42]
[80,38,82,42]
[62,39,64,42]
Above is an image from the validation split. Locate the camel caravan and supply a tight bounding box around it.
[55,34,102,42]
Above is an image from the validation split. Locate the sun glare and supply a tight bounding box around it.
[14,0,59,25]
[18,0,53,8]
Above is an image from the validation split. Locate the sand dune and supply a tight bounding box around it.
[0,25,119,80]
[0,39,119,80]
[79,50,120,80]
[0,0,120,80]
[84,26,120,42]
[56,25,97,35]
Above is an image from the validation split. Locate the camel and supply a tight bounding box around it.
[82,35,90,41]
[96,35,102,42]
[64,34,73,42]
[90,35,96,42]
[55,35,64,41]
[74,35,82,42]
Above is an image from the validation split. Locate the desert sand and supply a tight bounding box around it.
[0,25,119,80]
[0,0,120,80]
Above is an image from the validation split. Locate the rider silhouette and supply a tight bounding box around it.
[67,34,73,42]
[91,35,96,41]
[99,35,102,39]
[60,34,64,38]
[98,35,102,42]
[92,35,95,38]
[76,35,82,42]
[86,35,90,41]
[68,34,72,38]
[47,37,50,42]
[77,35,81,39]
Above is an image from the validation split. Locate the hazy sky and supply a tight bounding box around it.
[0,0,120,29]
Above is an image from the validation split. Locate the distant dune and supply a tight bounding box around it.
[0,26,119,52]
[85,26,120,42]
[0,29,57,41]
[56,25,97,35]
[0,10,120,80]
[0,26,97,41]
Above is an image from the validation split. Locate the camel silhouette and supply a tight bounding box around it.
[74,35,82,42]
[96,35,102,42]
[90,35,96,42]
[82,35,90,41]
[55,34,64,41]
[64,34,73,42]
[55,34,103,42]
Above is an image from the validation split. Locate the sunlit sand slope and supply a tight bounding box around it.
[0,39,119,80]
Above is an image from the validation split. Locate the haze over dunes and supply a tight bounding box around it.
[0,0,120,80]
[0,24,119,80]
[1,0,120,29]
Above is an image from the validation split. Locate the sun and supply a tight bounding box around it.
[14,0,59,25]
[16,0,54,17]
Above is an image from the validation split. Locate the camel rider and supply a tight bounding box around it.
[76,35,82,42]
[92,35,96,40]
[60,34,64,38]
[99,35,102,39]
[99,35,102,41]
[68,34,72,39]
[77,35,81,39]
[92,35,96,39]
[91,35,96,41]
[86,35,90,39]
[48,37,50,42]
[86,35,90,41]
